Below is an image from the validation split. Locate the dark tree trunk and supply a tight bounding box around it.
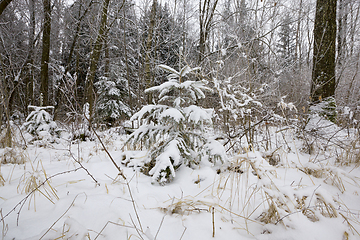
[86,0,111,118]
[198,0,218,64]
[144,0,157,104]
[40,0,51,106]
[86,0,126,120]
[25,0,35,110]
[311,0,337,102]
[123,6,132,112]
[0,0,13,16]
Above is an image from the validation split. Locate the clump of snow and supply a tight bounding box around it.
[160,108,184,123]
[278,96,297,112]
[149,139,182,184]
[203,138,227,165]
[184,105,213,125]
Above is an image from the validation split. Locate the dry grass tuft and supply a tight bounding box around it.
[302,166,327,178]
[257,202,281,224]
[337,138,360,166]
[17,160,59,210]
[295,195,319,222]
[56,219,91,240]
[0,147,26,164]
[314,193,337,218]
[323,171,346,193]
[161,197,211,215]
[300,165,356,193]
[214,151,353,229]
[0,173,4,186]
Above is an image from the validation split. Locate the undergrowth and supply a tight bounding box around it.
[0,104,359,239]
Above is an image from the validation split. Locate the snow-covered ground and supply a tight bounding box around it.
[1,125,360,240]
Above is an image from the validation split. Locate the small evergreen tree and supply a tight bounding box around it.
[277,14,296,66]
[95,76,131,125]
[126,64,227,185]
[309,96,337,123]
[22,106,60,142]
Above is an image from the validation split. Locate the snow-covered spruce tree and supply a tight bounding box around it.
[309,97,337,123]
[95,76,131,126]
[22,105,60,142]
[126,64,227,185]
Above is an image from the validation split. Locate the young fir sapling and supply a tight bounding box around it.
[95,76,131,125]
[22,105,60,142]
[126,64,227,184]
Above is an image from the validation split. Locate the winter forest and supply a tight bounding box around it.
[0,0,360,239]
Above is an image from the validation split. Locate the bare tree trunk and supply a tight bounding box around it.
[25,0,35,110]
[123,5,132,112]
[65,0,94,73]
[0,0,12,16]
[198,0,218,64]
[0,54,11,147]
[295,0,303,70]
[144,0,157,103]
[348,1,360,58]
[311,0,337,102]
[337,0,349,85]
[53,0,95,118]
[345,53,359,105]
[104,34,110,78]
[40,0,51,106]
[86,0,112,119]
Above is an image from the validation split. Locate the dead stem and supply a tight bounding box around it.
[39,193,84,240]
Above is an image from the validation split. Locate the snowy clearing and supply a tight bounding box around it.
[1,124,360,240]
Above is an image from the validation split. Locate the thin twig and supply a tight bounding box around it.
[179,226,187,240]
[13,123,27,148]
[94,221,136,240]
[154,197,176,239]
[225,115,271,152]
[130,214,145,240]
[89,123,127,180]
[308,185,321,208]
[87,120,143,231]
[274,209,303,225]
[154,215,165,240]
[39,193,84,240]
[212,206,215,238]
[68,148,99,185]
[1,209,8,240]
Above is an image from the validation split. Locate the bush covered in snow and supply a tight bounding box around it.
[22,106,60,142]
[126,64,227,184]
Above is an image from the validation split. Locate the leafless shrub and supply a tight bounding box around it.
[0,147,26,164]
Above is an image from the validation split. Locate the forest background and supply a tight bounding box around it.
[0,0,358,131]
